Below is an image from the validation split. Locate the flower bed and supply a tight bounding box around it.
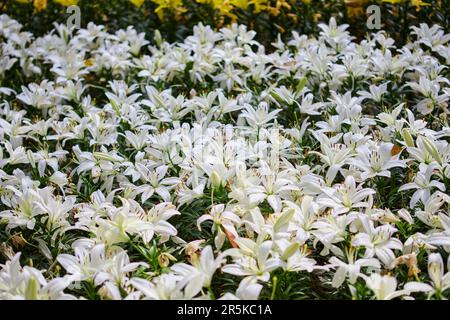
[1,0,447,45]
[0,13,449,299]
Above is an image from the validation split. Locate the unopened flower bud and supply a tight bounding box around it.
[27,150,36,168]
[211,170,222,189]
[401,128,415,148]
[422,137,443,165]
[428,253,444,289]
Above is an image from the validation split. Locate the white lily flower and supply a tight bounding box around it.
[352,215,403,268]
[363,273,411,300]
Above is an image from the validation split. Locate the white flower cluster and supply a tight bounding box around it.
[0,14,449,300]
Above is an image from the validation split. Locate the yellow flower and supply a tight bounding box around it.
[206,0,238,21]
[344,0,368,7]
[383,0,430,10]
[196,0,240,21]
[130,0,145,8]
[411,0,430,9]
[34,0,48,11]
[266,0,291,16]
[344,0,368,18]
[346,6,365,18]
[313,12,321,23]
[230,0,249,10]
[151,0,185,21]
[53,0,79,6]
[287,12,298,24]
[249,0,268,13]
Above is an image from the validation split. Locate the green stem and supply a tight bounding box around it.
[270,275,278,300]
